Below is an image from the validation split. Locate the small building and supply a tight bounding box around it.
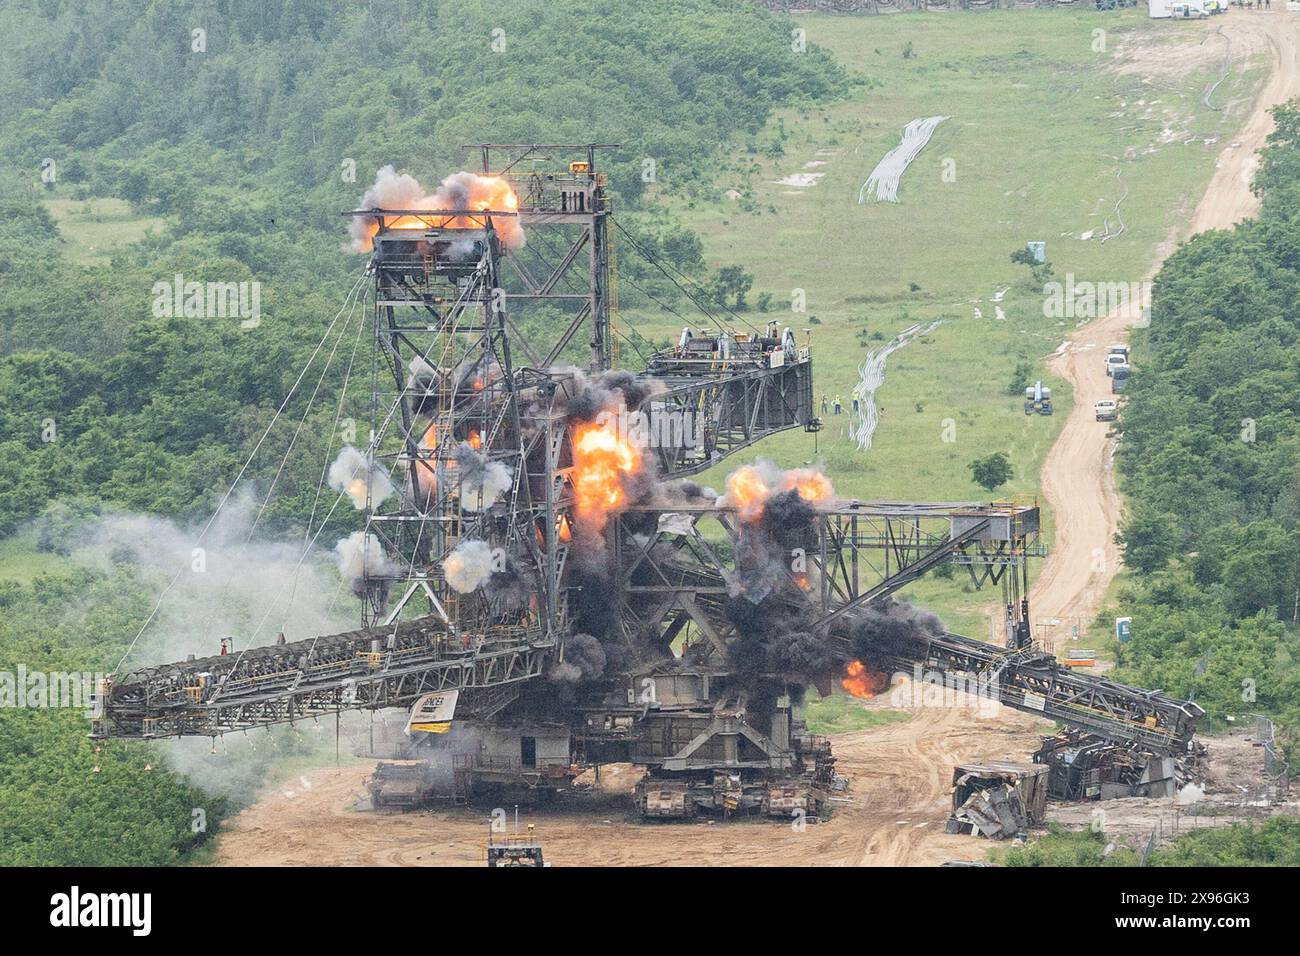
[471,723,572,772]
[452,723,578,803]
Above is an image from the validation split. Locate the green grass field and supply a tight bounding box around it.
[0,528,72,584]
[623,9,1264,634]
[42,193,165,266]
[802,688,911,735]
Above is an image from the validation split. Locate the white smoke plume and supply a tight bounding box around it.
[328,446,394,510]
[443,539,495,594]
[452,442,512,509]
[37,491,353,665]
[28,493,375,801]
[333,530,398,586]
[350,166,526,253]
[409,355,441,392]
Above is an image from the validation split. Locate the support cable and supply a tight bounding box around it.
[113,270,368,673]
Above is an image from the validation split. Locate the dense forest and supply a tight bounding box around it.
[0,0,848,538]
[1114,103,1300,739]
[0,0,846,865]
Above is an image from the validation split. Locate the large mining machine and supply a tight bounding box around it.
[91,145,1202,821]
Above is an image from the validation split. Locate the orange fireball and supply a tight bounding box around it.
[572,420,641,531]
[726,465,770,522]
[841,660,889,700]
[414,423,439,496]
[782,468,834,504]
[353,172,523,253]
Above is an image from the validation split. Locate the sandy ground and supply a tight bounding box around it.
[213,14,1300,869]
[213,698,1044,867]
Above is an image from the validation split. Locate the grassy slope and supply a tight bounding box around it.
[0,527,69,584]
[42,192,165,266]
[625,9,1262,636]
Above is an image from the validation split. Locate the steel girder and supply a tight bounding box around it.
[612,501,1041,658]
[92,620,551,740]
[638,349,814,477]
[864,629,1204,754]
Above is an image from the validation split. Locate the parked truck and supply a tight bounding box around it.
[1024,381,1053,416]
[1150,0,1208,16]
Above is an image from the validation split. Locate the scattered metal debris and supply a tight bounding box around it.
[367,760,436,810]
[946,762,1049,840]
[1034,729,1205,802]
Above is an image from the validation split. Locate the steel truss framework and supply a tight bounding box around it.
[95,145,816,739]
[94,145,1202,774]
[872,631,1204,754]
[93,620,550,739]
[611,500,1043,657]
[639,346,814,477]
[351,144,815,636]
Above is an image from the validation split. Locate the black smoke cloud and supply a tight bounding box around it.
[848,597,945,666]
[730,488,817,604]
[563,369,660,424]
[570,568,618,639]
[725,597,834,685]
[485,556,529,612]
[563,632,607,680]
[759,490,815,549]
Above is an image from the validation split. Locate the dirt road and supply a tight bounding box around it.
[213,698,1042,868]
[1190,12,1300,235]
[1035,12,1300,637]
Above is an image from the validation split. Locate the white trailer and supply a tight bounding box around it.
[1151,0,1207,15]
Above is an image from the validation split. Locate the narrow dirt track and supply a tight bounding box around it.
[817,12,1300,868]
[1037,12,1300,635]
[1190,12,1300,235]
[214,15,1300,869]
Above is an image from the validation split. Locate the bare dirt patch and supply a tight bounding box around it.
[213,695,1046,867]
[1109,19,1268,83]
[1047,730,1298,850]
